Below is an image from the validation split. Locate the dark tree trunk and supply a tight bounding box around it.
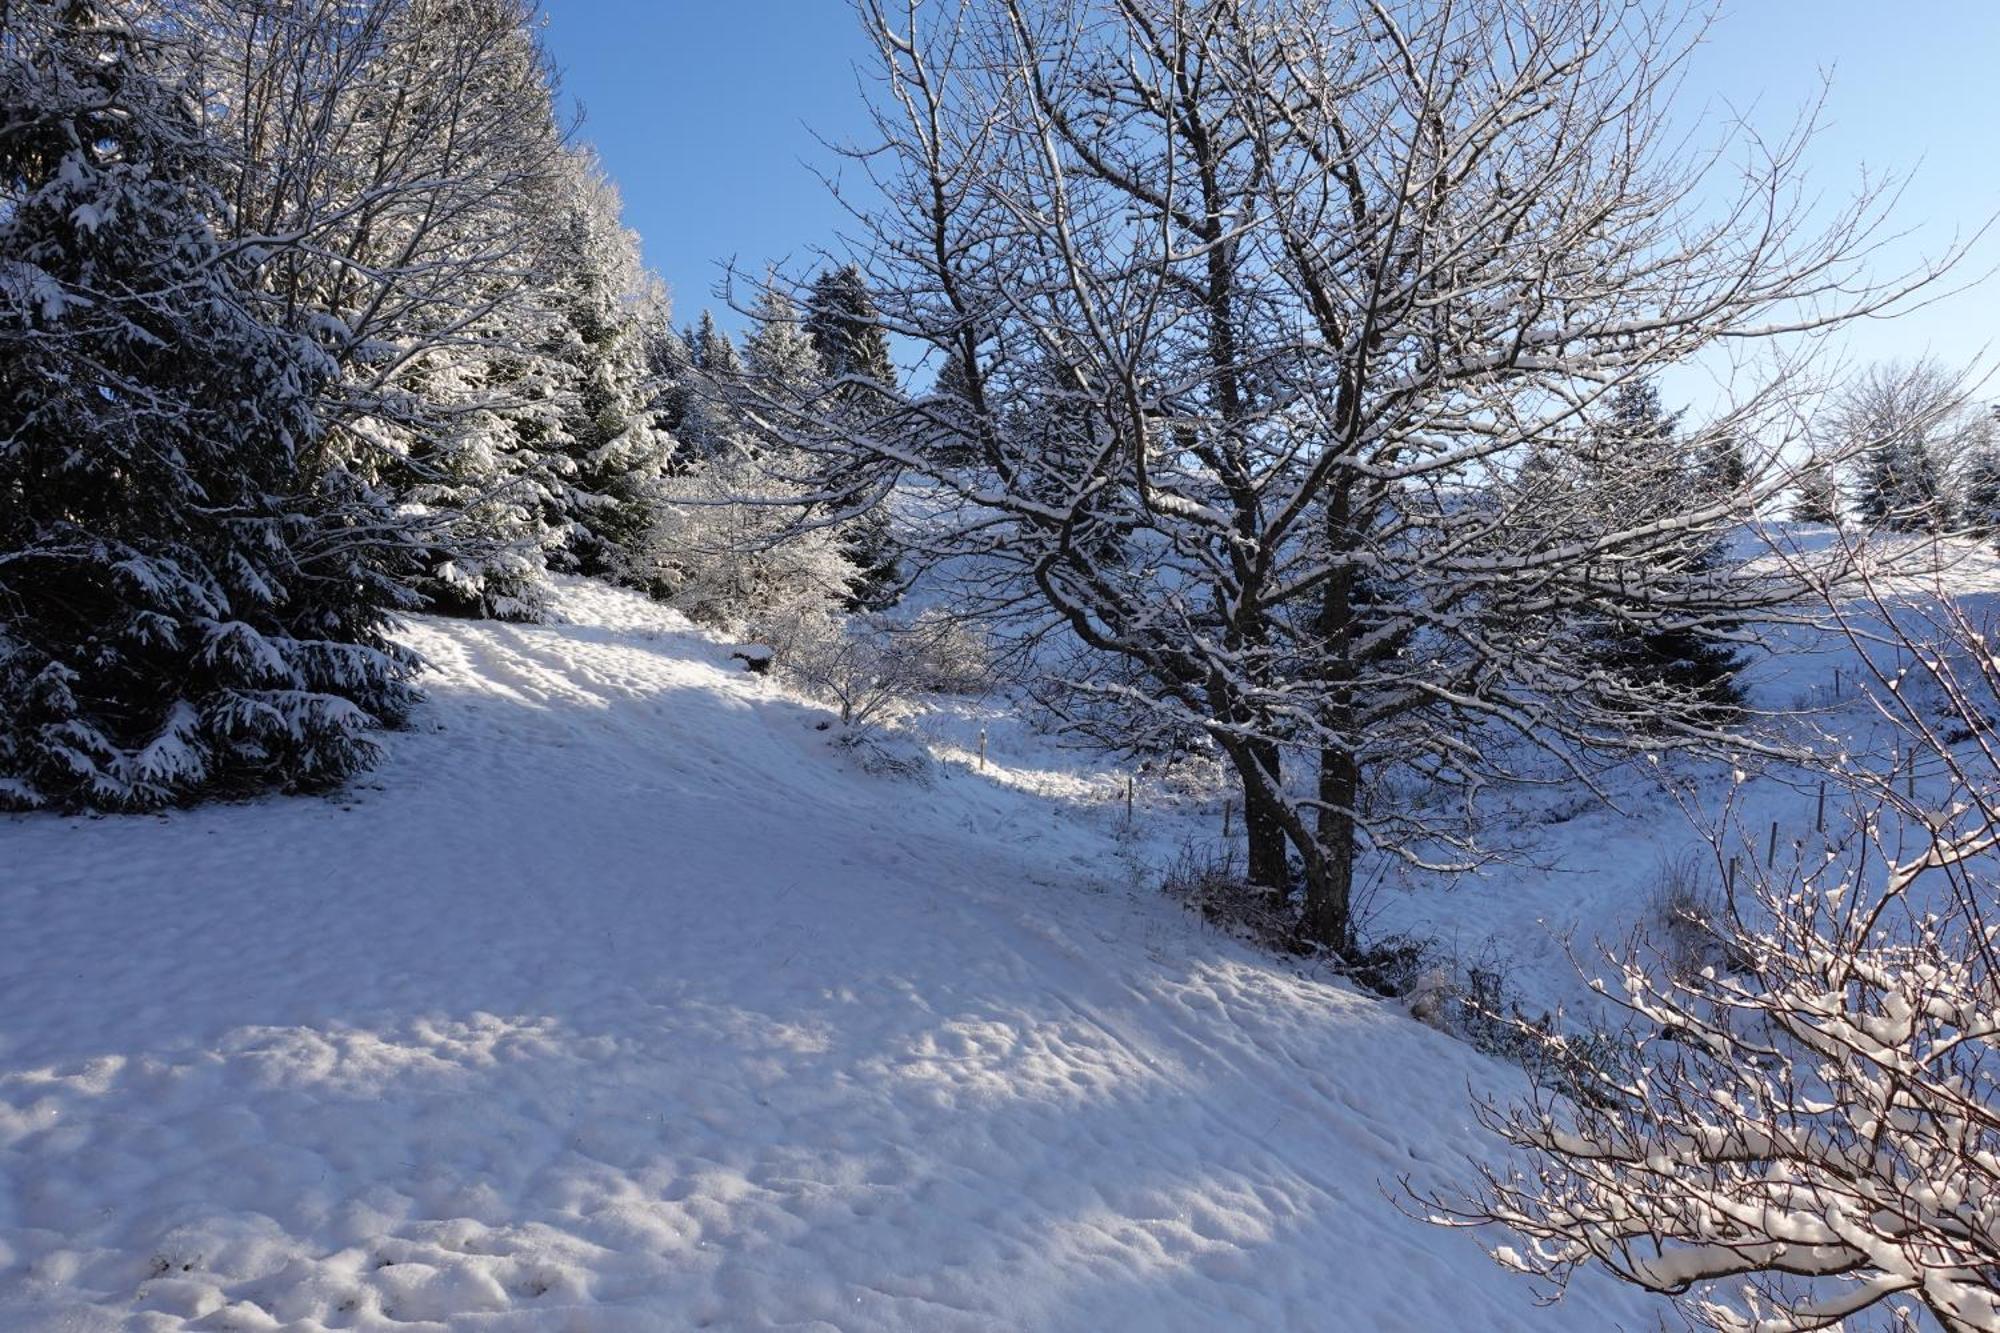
[1308,743,1357,952]
[1306,492,1360,954]
[1216,731,1291,892]
[1239,738,1291,891]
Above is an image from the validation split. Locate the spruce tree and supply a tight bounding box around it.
[644,322,696,458]
[804,265,896,398]
[676,310,749,461]
[1698,432,1750,495]
[0,0,416,810]
[1581,381,1745,731]
[1792,460,1844,525]
[744,286,825,401]
[927,348,984,466]
[1856,434,1954,533]
[804,266,903,608]
[1963,447,2000,538]
[1843,362,1964,534]
[529,150,671,579]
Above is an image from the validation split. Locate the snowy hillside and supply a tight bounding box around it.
[0,578,1675,1331]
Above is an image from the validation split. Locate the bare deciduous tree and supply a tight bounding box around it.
[740,0,1961,951]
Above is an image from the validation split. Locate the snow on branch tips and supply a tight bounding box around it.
[732,0,1969,954]
[1426,584,2000,1333]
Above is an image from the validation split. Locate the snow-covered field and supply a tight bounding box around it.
[0,577,1689,1331]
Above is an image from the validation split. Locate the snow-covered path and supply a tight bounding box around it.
[1,581,1661,1331]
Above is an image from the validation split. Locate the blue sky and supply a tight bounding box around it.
[543,2,1998,372]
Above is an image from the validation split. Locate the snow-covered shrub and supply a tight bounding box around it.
[0,3,417,811]
[839,730,934,783]
[1643,848,1729,981]
[1342,936,1436,999]
[1160,842,1306,955]
[1445,965,1631,1113]
[1433,593,2000,1333]
[764,610,915,733]
[641,452,857,630]
[755,606,989,735]
[893,610,994,696]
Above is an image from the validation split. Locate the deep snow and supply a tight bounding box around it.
[0,577,1685,1331]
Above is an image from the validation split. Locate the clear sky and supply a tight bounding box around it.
[542,1,1999,373]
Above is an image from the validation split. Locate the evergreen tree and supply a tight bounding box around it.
[676,310,749,461]
[1792,459,1844,525]
[926,347,984,466]
[1698,432,1750,496]
[802,266,903,608]
[1581,380,1745,730]
[639,292,859,623]
[0,0,416,810]
[1842,361,1965,533]
[743,285,825,400]
[527,149,671,579]
[643,322,696,455]
[1856,437,1954,533]
[934,347,977,406]
[1963,447,2000,538]
[804,264,896,400]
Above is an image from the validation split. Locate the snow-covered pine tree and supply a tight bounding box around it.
[1963,449,2000,538]
[925,348,983,466]
[1843,361,1966,533]
[641,321,696,462]
[1697,432,1750,494]
[0,0,416,811]
[803,265,903,609]
[1580,381,1746,732]
[526,148,673,579]
[1792,458,1843,524]
[674,310,750,462]
[1955,407,2000,539]
[638,289,862,628]
[192,0,575,620]
[743,285,825,403]
[804,264,897,400]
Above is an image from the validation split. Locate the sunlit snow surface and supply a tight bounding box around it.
[4,577,1715,1330]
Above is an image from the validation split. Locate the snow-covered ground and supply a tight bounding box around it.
[0,577,1687,1331]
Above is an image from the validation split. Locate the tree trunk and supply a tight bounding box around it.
[1309,490,1359,954]
[1307,743,1357,953]
[1241,738,1291,891]
[1220,737,1290,892]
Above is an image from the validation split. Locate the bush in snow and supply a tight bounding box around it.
[0,2,416,811]
[751,608,989,743]
[762,610,917,733]
[1641,848,1737,983]
[1430,591,2000,1333]
[1161,841,1306,956]
[640,448,858,631]
[887,610,993,696]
